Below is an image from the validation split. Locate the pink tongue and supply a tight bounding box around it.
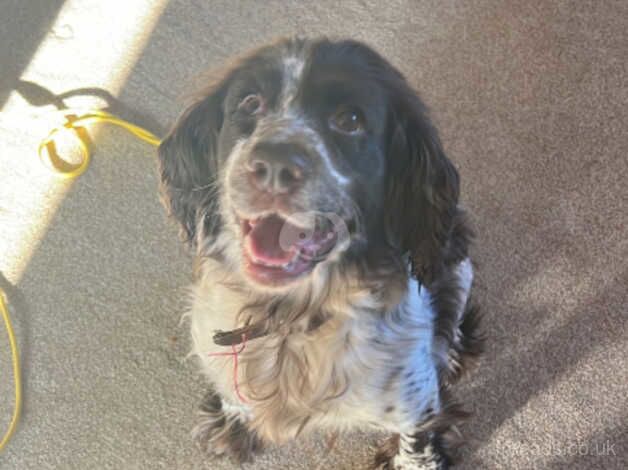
[248,215,297,264]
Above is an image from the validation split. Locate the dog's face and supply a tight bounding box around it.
[158,38,460,290]
[218,41,390,287]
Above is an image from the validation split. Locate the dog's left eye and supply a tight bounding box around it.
[329,106,366,135]
[238,93,265,116]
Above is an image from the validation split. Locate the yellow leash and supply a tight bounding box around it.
[0,109,161,452]
[38,109,161,178]
[0,292,21,452]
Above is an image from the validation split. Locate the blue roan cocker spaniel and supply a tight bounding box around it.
[157,37,483,469]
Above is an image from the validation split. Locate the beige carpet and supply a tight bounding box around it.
[1,1,626,468]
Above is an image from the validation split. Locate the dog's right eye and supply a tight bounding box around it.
[329,106,366,135]
[238,93,265,116]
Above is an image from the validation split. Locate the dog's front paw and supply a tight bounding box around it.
[192,391,263,463]
[374,434,448,470]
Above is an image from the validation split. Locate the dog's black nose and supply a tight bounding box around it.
[247,143,311,194]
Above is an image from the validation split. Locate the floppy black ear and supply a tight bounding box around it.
[157,85,226,245]
[385,91,469,284]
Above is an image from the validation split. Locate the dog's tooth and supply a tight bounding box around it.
[283,252,300,270]
[283,251,300,271]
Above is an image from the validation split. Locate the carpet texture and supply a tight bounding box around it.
[1,1,626,468]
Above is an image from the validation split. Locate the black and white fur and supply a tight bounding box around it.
[157,38,483,469]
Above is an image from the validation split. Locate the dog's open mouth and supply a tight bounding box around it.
[240,213,339,285]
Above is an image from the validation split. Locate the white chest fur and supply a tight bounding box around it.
[186,260,442,442]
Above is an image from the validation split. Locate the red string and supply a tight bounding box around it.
[208,333,248,403]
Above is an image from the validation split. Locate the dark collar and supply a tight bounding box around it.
[212,321,268,346]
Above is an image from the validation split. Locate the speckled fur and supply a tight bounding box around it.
[185,251,477,469]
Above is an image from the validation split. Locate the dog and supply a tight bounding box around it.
[157,37,483,469]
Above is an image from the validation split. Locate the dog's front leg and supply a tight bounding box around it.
[192,388,263,463]
[373,366,453,469]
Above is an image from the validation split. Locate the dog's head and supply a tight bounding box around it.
[158,38,459,291]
